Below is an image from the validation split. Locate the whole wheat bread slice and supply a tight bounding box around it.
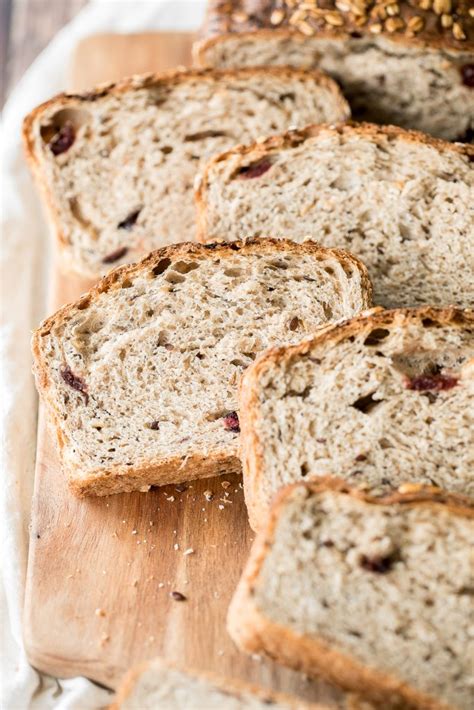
[228,479,474,710]
[194,0,474,142]
[111,658,337,709]
[239,306,473,529]
[32,238,372,496]
[23,67,349,279]
[196,122,474,308]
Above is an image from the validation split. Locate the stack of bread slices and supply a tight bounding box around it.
[25,2,473,708]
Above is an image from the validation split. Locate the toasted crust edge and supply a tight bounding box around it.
[195,121,474,243]
[31,237,373,497]
[227,477,474,710]
[238,305,474,530]
[110,656,327,709]
[22,66,349,279]
[193,25,474,64]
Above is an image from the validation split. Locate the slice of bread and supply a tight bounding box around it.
[196,122,474,308]
[228,479,474,710]
[194,1,474,142]
[32,238,372,496]
[111,658,329,709]
[23,67,349,279]
[239,306,473,530]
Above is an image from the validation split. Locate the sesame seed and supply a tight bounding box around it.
[433,0,451,15]
[270,9,285,25]
[324,12,344,26]
[298,20,315,35]
[407,15,424,32]
[441,13,453,27]
[452,22,466,40]
[369,22,383,33]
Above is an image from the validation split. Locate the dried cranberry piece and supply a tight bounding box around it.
[170,591,187,601]
[117,209,141,231]
[102,246,129,264]
[238,159,272,179]
[461,64,474,88]
[49,123,75,156]
[60,365,88,403]
[223,411,240,432]
[405,374,458,392]
[360,553,395,574]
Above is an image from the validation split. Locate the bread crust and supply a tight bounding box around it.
[227,477,474,710]
[22,66,349,277]
[111,656,327,709]
[32,238,373,497]
[193,1,474,60]
[238,305,474,529]
[195,121,474,243]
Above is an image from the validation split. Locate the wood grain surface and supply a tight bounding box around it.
[23,32,344,704]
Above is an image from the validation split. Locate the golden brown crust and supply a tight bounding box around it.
[227,477,473,710]
[195,120,473,242]
[22,66,348,277]
[194,0,474,59]
[111,656,327,709]
[32,237,372,497]
[238,305,474,529]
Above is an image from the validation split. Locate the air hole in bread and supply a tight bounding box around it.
[152,258,171,276]
[351,392,383,414]
[121,278,133,289]
[161,145,173,154]
[40,107,91,145]
[324,266,335,276]
[230,358,246,367]
[224,268,242,277]
[364,328,390,345]
[243,351,256,360]
[172,261,199,274]
[322,303,333,319]
[163,271,185,284]
[422,318,439,328]
[288,317,302,331]
[300,462,309,477]
[76,299,90,311]
[184,130,227,141]
[267,260,288,270]
[279,92,295,102]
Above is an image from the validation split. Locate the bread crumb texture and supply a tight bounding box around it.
[33,240,370,495]
[254,487,474,709]
[26,69,348,277]
[199,124,474,308]
[197,1,474,140]
[243,307,473,519]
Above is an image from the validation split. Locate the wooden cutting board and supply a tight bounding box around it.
[24,32,343,703]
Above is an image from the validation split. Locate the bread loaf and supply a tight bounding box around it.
[32,238,372,496]
[111,658,331,709]
[228,479,474,710]
[238,306,474,529]
[196,122,474,308]
[194,1,474,141]
[23,67,349,279]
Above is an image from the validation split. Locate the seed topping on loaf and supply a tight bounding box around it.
[203,0,474,48]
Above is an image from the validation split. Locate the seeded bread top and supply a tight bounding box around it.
[199,0,474,51]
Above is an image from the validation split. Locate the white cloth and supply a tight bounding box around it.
[0,2,206,707]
